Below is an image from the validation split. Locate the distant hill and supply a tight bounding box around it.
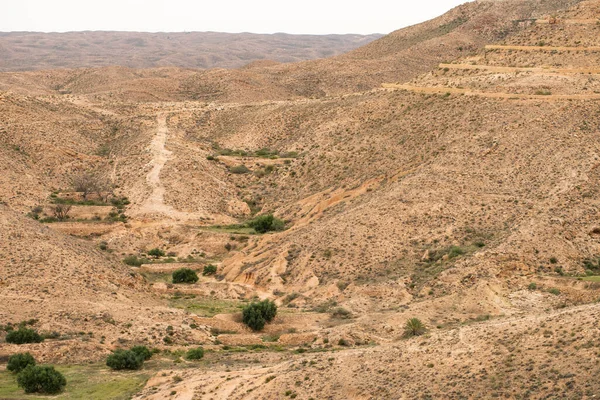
[0,31,383,71]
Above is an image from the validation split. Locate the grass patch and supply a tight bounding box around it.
[0,364,149,400]
[201,225,257,235]
[581,276,600,282]
[169,298,246,317]
[201,214,285,235]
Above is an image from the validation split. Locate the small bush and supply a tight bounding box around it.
[7,353,36,373]
[230,165,250,174]
[123,255,145,267]
[248,214,285,233]
[17,365,66,394]
[403,318,426,337]
[106,349,144,370]
[548,288,561,296]
[6,328,44,344]
[130,346,152,361]
[185,347,205,360]
[172,268,199,284]
[148,248,166,258]
[330,307,352,319]
[202,264,217,276]
[242,300,278,331]
[448,246,465,258]
[528,282,537,290]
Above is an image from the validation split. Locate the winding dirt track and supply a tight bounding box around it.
[131,113,206,221]
[382,83,600,100]
[535,18,599,24]
[438,63,600,74]
[485,44,600,51]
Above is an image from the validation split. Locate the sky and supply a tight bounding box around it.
[1,0,470,35]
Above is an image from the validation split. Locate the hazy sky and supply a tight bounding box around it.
[2,0,470,34]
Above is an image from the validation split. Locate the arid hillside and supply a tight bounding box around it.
[0,31,382,72]
[2,0,600,399]
[0,0,585,102]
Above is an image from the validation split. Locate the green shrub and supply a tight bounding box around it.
[447,246,465,258]
[17,365,66,394]
[148,248,166,258]
[548,288,561,296]
[528,282,537,290]
[403,318,426,337]
[202,264,217,276]
[330,307,352,319]
[248,214,285,233]
[172,268,199,284]
[5,328,44,344]
[7,353,36,373]
[106,349,144,370]
[185,347,205,360]
[230,165,250,174]
[123,255,145,267]
[130,346,152,361]
[242,300,278,331]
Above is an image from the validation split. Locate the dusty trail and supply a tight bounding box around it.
[131,114,205,221]
[536,18,599,24]
[382,83,600,100]
[438,63,600,74]
[485,44,600,51]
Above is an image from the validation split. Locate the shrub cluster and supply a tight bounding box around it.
[247,214,285,233]
[7,353,36,373]
[172,268,199,284]
[5,328,44,344]
[202,264,217,276]
[148,248,166,258]
[185,347,205,360]
[242,299,277,331]
[17,365,66,394]
[106,346,152,371]
[230,165,250,174]
[130,345,152,361]
[123,255,148,267]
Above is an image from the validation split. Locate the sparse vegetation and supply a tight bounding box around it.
[52,204,72,220]
[229,164,250,174]
[71,171,110,201]
[123,255,147,267]
[403,318,426,337]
